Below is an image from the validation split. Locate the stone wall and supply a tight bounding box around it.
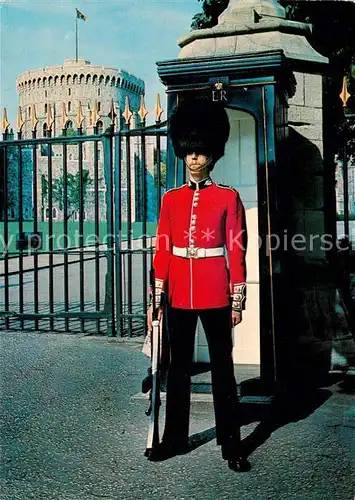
[16,59,144,138]
[287,72,326,264]
[284,71,351,356]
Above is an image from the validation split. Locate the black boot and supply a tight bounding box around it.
[221,441,251,472]
[226,456,251,472]
[147,440,189,462]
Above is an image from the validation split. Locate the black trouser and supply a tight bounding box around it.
[162,303,241,452]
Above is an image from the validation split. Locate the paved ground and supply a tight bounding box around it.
[0,331,354,500]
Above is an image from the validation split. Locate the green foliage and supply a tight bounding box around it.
[52,169,92,219]
[191,0,355,160]
[279,1,355,160]
[153,148,167,188]
[41,174,48,200]
[191,0,228,30]
[155,163,167,188]
[58,128,87,145]
[59,128,87,138]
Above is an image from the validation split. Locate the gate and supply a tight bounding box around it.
[0,96,167,336]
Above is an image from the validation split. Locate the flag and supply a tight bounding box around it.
[76,8,87,21]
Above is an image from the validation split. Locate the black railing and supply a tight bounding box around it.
[0,119,167,336]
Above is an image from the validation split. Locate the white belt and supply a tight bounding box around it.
[173,246,224,259]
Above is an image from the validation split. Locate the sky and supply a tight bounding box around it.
[0,0,200,127]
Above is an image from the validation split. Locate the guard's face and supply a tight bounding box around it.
[185,152,213,173]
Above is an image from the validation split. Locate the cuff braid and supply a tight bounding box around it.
[232,283,246,312]
[149,278,164,310]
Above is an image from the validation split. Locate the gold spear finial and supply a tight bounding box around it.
[92,100,101,127]
[17,106,24,131]
[46,103,54,131]
[2,108,10,132]
[31,104,39,132]
[340,76,351,107]
[61,102,68,129]
[122,96,133,125]
[154,93,164,122]
[76,100,84,129]
[138,94,148,124]
[108,98,117,126]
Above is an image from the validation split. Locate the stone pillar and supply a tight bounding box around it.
[157,0,354,390]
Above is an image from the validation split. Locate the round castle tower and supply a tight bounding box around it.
[16,58,144,137]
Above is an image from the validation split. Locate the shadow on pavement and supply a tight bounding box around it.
[187,387,333,457]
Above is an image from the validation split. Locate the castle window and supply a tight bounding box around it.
[44,103,48,114]
[43,123,48,137]
[69,88,71,96]
[98,88,101,96]
[45,90,48,98]
[66,120,73,129]
[28,107,31,118]
[68,101,71,112]
[97,102,101,112]
[97,120,103,134]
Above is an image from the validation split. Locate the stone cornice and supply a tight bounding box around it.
[158,50,287,81]
[178,18,312,49]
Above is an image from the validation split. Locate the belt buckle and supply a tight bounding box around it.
[187,247,198,258]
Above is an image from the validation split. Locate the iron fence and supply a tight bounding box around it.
[0,96,168,336]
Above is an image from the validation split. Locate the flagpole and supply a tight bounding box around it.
[75,11,78,62]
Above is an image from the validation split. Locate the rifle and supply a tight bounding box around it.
[144,266,162,458]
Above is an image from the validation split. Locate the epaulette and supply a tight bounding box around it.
[165,184,187,194]
[215,183,237,192]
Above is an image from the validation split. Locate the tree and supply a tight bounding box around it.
[278,1,355,161]
[191,0,228,29]
[52,169,92,220]
[154,148,167,188]
[59,128,87,146]
[41,174,48,221]
[191,0,355,159]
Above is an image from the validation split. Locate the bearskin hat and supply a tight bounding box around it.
[168,97,230,164]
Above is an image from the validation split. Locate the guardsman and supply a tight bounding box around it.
[147,97,250,472]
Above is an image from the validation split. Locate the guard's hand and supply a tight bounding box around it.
[147,304,163,331]
[232,310,242,327]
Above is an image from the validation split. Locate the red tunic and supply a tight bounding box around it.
[153,178,247,310]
